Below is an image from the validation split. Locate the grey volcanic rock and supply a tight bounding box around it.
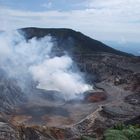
[0,70,25,114]
[125,93,140,106]
[0,122,19,140]
[0,28,139,139]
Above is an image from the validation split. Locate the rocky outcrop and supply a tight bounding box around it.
[0,121,19,140]
[125,93,140,106]
[74,53,140,93]
[0,72,25,114]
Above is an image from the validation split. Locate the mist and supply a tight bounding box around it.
[0,30,92,100]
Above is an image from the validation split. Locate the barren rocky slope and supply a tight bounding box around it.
[0,28,139,140]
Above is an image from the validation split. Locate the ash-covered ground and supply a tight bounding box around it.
[0,28,140,140]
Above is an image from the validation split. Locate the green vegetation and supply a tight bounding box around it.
[104,124,140,140]
[81,136,96,140]
[81,124,140,140]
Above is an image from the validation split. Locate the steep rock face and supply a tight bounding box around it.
[74,54,140,92]
[0,121,19,140]
[0,70,25,114]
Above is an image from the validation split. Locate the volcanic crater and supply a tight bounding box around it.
[10,89,108,127]
[0,28,140,140]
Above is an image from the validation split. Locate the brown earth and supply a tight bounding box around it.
[0,53,140,140]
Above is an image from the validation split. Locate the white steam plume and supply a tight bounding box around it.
[0,30,92,100]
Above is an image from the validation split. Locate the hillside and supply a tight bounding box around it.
[21,27,131,56]
[0,27,139,140]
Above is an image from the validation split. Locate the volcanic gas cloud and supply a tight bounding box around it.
[0,30,92,100]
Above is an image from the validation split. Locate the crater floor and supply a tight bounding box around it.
[8,82,134,128]
[9,88,108,127]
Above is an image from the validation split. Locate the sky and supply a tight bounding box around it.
[0,0,140,54]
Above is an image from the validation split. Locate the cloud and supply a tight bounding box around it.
[0,31,92,99]
[87,0,140,9]
[41,1,52,9]
[0,0,140,43]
